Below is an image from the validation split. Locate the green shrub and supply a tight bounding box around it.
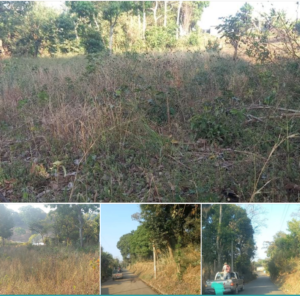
[190,97,245,146]
[145,25,177,50]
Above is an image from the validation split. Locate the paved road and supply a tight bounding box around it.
[101,269,157,295]
[239,273,283,295]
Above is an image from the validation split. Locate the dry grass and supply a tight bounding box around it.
[275,259,300,295]
[128,247,200,295]
[0,245,99,295]
[1,51,300,201]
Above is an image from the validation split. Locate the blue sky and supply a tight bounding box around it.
[241,204,300,260]
[101,204,141,260]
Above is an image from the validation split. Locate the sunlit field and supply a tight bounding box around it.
[0,245,99,295]
[1,50,300,202]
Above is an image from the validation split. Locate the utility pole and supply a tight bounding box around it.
[231,239,234,272]
[217,205,223,270]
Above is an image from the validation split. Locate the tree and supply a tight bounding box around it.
[202,205,255,280]
[15,3,59,56]
[19,205,47,227]
[49,204,99,247]
[117,232,134,262]
[0,1,34,54]
[0,205,14,246]
[98,1,133,55]
[217,3,254,60]
[29,218,51,241]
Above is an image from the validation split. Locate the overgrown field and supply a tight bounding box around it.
[1,52,300,202]
[128,246,200,295]
[0,245,99,295]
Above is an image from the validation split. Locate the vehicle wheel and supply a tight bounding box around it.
[241,285,244,291]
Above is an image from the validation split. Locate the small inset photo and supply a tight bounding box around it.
[0,203,100,295]
[202,204,298,295]
[101,204,200,295]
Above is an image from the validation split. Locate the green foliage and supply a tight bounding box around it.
[117,205,200,263]
[145,25,177,50]
[190,97,245,146]
[0,205,14,245]
[267,218,300,279]
[187,31,200,46]
[217,3,254,60]
[202,205,255,278]
[205,39,221,53]
[81,28,105,54]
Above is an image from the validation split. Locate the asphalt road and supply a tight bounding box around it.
[101,269,157,295]
[239,273,283,295]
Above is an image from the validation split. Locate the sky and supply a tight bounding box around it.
[44,1,300,30]
[241,204,300,260]
[101,204,140,261]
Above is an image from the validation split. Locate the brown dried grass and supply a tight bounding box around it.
[0,245,99,295]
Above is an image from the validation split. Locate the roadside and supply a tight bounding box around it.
[101,269,157,295]
[128,260,200,295]
[273,267,300,295]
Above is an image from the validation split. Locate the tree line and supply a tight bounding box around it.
[0,1,209,56]
[217,3,300,62]
[117,204,200,264]
[266,208,300,279]
[0,204,99,247]
[202,205,256,281]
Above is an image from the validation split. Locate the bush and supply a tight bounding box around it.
[190,97,245,146]
[188,31,200,46]
[81,28,106,54]
[146,25,177,50]
[205,39,221,53]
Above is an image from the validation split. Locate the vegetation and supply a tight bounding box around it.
[0,204,100,294]
[202,204,256,291]
[1,1,300,201]
[115,204,200,295]
[100,246,121,281]
[265,207,300,294]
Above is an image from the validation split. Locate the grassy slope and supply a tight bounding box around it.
[1,51,300,202]
[274,259,300,294]
[128,247,200,295]
[0,245,99,295]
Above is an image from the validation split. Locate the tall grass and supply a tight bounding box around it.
[1,51,300,201]
[0,245,99,295]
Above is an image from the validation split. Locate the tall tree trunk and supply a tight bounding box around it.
[216,205,222,270]
[164,0,168,27]
[176,0,183,39]
[77,207,84,248]
[138,9,141,37]
[152,1,158,26]
[109,24,114,55]
[142,4,147,39]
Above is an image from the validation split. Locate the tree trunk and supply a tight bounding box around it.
[77,207,84,248]
[153,1,158,26]
[142,6,146,39]
[109,24,114,55]
[176,0,183,39]
[164,0,168,27]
